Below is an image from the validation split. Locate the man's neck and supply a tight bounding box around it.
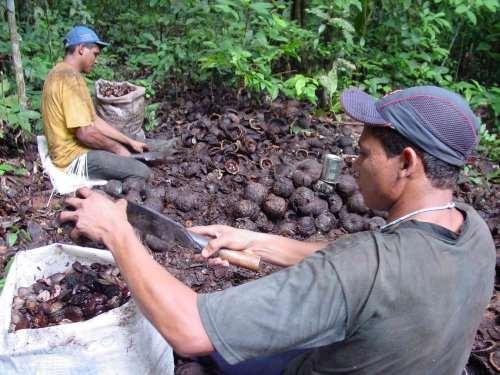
[63,55,82,73]
[387,184,462,232]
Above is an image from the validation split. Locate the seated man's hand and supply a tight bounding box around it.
[59,188,131,244]
[129,139,148,153]
[112,143,132,157]
[190,225,260,266]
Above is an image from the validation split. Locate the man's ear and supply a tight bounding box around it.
[77,44,85,56]
[399,147,420,178]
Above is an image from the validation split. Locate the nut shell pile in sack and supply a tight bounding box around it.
[98,81,136,97]
[10,261,130,331]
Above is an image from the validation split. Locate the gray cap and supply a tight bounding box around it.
[340,86,480,166]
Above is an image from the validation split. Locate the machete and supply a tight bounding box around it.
[126,201,261,271]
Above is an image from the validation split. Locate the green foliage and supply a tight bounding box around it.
[4,225,30,248]
[144,103,160,131]
[198,0,310,99]
[0,258,14,294]
[282,75,318,104]
[0,162,29,176]
[1,0,498,142]
[463,164,500,185]
[463,165,482,185]
[0,77,40,138]
[478,124,500,162]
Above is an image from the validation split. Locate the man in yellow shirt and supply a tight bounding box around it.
[42,26,151,180]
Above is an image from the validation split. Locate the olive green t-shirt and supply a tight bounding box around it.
[197,204,495,374]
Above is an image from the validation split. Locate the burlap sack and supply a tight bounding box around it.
[95,79,146,141]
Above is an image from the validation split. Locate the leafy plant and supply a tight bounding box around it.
[1,0,499,139]
[463,165,483,185]
[0,258,14,294]
[0,77,40,137]
[478,124,500,162]
[5,226,31,248]
[0,162,29,176]
[282,74,319,104]
[144,103,160,131]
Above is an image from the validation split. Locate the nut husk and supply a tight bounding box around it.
[272,176,294,198]
[278,221,297,236]
[292,159,322,187]
[297,216,316,237]
[327,193,344,214]
[347,192,369,215]
[335,174,358,197]
[316,212,337,233]
[262,194,287,220]
[233,200,260,220]
[244,182,268,205]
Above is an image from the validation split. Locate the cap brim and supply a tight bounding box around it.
[340,89,387,125]
[96,41,109,47]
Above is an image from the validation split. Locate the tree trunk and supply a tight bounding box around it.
[6,0,27,110]
[291,0,306,27]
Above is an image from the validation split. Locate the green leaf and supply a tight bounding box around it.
[272,14,287,28]
[6,232,18,247]
[214,4,239,20]
[0,79,10,95]
[483,0,499,12]
[20,229,31,242]
[486,169,500,184]
[0,258,14,294]
[23,110,41,120]
[466,11,477,25]
[249,2,273,15]
[267,84,279,101]
[0,163,16,174]
[0,163,27,176]
[303,85,318,104]
[455,4,468,14]
[295,76,306,96]
[318,68,338,100]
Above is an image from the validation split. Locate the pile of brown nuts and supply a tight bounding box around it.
[10,261,130,331]
[99,81,136,97]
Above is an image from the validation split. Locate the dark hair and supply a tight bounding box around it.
[64,43,98,56]
[366,126,460,189]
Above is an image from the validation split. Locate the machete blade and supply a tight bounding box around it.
[126,201,204,251]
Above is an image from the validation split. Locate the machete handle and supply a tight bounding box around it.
[188,231,261,271]
[218,249,261,272]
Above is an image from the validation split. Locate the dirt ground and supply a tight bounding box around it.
[0,88,498,373]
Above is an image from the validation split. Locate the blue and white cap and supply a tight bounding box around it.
[63,26,109,48]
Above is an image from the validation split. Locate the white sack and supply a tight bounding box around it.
[0,243,174,375]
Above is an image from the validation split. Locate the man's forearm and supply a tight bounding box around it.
[94,116,134,147]
[76,125,130,155]
[104,225,214,356]
[250,233,327,266]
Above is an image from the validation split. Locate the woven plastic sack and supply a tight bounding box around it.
[95,79,146,141]
[0,243,174,374]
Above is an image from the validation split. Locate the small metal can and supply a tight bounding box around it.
[314,180,335,195]
[320,154,343,184]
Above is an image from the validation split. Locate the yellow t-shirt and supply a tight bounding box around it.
[41,62,94,168]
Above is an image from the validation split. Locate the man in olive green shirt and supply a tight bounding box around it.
[42,26,151,180]
[61,86,495,374]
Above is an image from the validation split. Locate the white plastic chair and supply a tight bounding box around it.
[36,135,107,201]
